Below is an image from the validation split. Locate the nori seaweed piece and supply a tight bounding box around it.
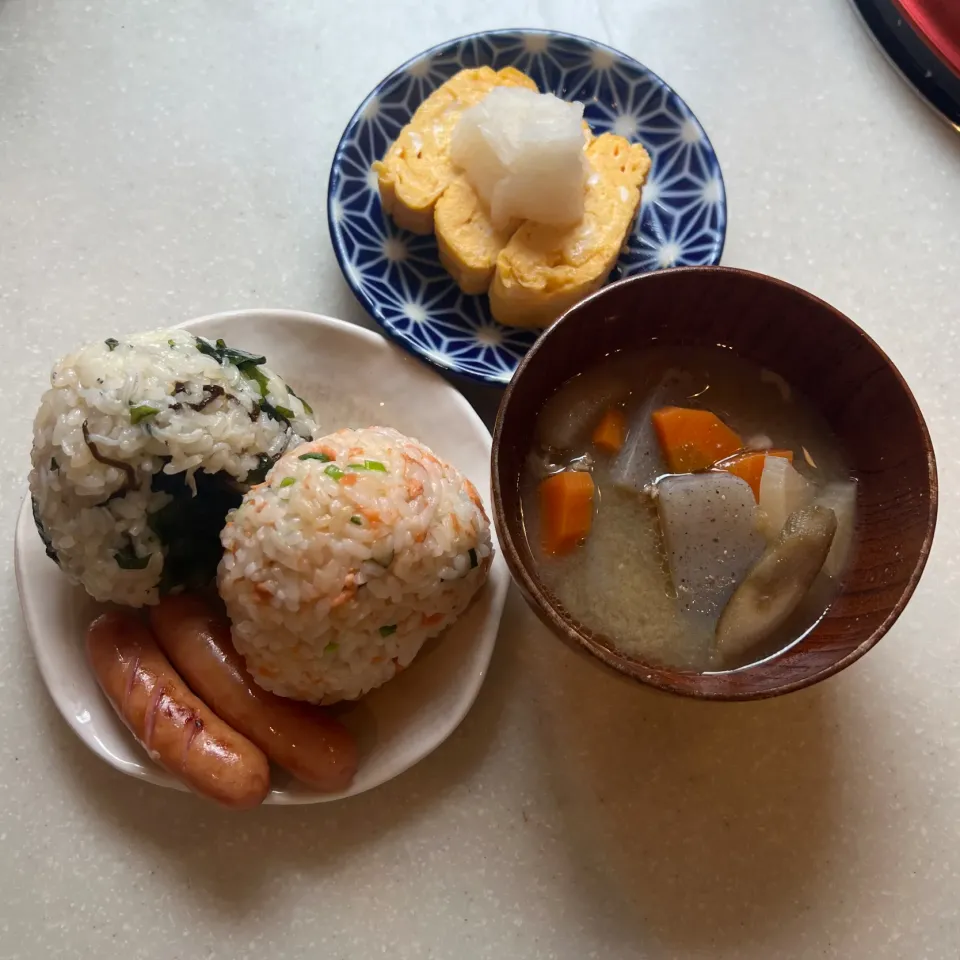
[114,540,149,569]
[194,336,266,368]
[31,495,60,566]
[258,398,291,426]
[147,469,242,594]
[246,453,278,485]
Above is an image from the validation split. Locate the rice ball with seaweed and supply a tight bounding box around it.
[29,328,316,606]
[218,426,493,704]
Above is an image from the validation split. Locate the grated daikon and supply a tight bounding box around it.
[450,87,588,229]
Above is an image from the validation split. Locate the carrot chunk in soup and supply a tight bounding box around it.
[539,471,595,555]
[651,406,743,473]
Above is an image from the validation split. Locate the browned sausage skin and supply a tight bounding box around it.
[149,595,359,793]
[86,612,270,809]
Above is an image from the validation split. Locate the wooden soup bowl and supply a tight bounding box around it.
[492,267,938,700]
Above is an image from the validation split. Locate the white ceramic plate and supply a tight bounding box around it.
[15,309,509,804]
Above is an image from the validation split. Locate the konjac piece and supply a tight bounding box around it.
[656,472,765,632]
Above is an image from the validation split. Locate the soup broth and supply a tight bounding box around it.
[521,345,856,672]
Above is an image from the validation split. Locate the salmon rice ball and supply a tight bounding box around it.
[218,426,493,704]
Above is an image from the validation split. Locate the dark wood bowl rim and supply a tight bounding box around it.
[491,266,939,701]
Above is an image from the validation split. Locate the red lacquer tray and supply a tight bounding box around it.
[852,0,960,127]
[893,0,960,77]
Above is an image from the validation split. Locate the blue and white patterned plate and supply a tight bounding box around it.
[328,29,727,385]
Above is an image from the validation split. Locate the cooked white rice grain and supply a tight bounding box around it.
[218,426,493,703]
[29,328,316,606]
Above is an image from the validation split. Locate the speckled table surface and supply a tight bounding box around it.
[1,1,959,957]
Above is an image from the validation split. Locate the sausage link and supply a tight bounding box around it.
[149,595,358,793]
[86,612,270,809]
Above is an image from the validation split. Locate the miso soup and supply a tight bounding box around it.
[521,345,857,671]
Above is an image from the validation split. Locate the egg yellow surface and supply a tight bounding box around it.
[434,175,520,295]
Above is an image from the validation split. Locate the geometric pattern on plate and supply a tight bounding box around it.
[328,29,727,385]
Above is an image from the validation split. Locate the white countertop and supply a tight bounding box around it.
[2,1,959,957]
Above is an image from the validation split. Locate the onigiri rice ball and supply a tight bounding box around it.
[218,426,493,704]
[29,328,316,606]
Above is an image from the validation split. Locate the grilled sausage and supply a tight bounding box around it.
[149,595,358,793]
[86,611,270,809]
